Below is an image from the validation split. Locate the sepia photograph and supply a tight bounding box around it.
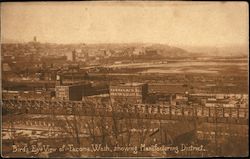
[1,1,249,158]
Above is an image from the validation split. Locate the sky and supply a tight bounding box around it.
[1,1,249,47]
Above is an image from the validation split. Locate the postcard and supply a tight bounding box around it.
[1,1,248,158]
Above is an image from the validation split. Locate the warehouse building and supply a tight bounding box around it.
[109,82,148,104]
[55,84,83,101]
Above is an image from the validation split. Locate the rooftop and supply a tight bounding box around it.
[123,82,146,86]
[110,82,146,87]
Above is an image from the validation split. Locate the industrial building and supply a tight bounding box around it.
[55,84,83,101]
[109,82,148,104]
[55,71,91,101]
[55,71,107,101]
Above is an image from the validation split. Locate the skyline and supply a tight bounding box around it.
[1,2,248,47]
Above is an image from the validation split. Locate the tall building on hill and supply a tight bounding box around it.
[33,36,37,42]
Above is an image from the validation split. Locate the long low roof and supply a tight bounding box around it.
[110,82,146,87]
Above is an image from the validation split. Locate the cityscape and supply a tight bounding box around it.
[1,2,249,158]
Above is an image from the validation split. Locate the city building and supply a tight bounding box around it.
[55,84,83,101]
[109,82,148,104]
[56,64,87,85]
[148,83,188,105]
[55,72,93,101]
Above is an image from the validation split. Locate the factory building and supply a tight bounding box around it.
[55,84,83,101]
[55,73,91,101]
[55,72,109,101]
[109,82,148,104]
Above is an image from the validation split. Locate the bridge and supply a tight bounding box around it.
[2,99,248,125]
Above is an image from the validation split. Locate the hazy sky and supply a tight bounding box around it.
[1,2,248,46]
